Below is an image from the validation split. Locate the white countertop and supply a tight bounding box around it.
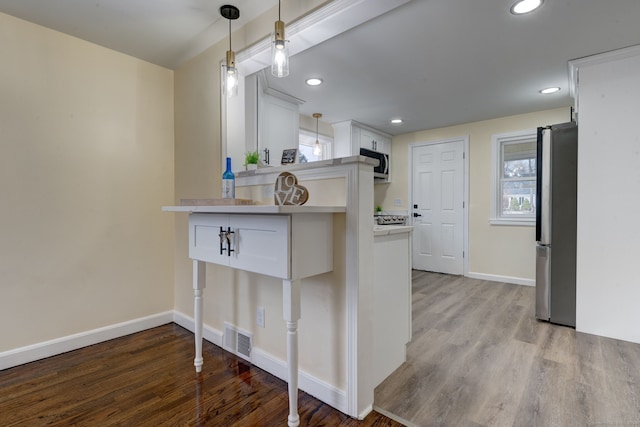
[163,205,346,214]
[235,155,378,178]
[373,225,414,236]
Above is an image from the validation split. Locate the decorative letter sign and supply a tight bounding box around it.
[274,172,309,206]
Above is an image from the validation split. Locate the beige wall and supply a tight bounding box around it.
[0,13,175,351]
[172,0,345,387]
[376,107,571,281]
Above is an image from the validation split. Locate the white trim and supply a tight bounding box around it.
[466,271,535,287]
[0,311,174,371]
[568,44,640,98]
[489,218,535,226]
[408,136,470,275]
[250,348,348,414]
[235,0,412,76]
[490,129,537,224]
[358,405,373,420]
[172,310,223,347]
[463,136,470,276]
[568,44,640,122]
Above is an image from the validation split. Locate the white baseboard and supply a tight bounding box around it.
[250,347,348,414]
[2,310,348,417]
[0,311,174,371]
[466,271,534,287]
[173,310,348,415]
[172,310,223,348]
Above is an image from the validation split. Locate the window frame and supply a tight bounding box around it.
[298,128,333,162]
[490,129,537,226]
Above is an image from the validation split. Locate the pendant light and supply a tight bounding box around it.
[220,5,240,98]
[271,0,290,77]
[313,113,322,156]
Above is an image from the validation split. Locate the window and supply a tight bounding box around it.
[298,129,333,163]
[490,129,537,225]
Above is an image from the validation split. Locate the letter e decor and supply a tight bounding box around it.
[274,172,309,206]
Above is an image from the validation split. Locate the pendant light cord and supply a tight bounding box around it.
[229,19,232,50]
[278,0,281,20]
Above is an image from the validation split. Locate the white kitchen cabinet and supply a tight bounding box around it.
[333,120,392,183]
[360,128,390,154]
[259,93,300,165]
[333,120,392,157]
[189,214,289,278]
[188,212,333,280]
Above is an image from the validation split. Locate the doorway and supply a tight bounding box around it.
[410,137,468,275]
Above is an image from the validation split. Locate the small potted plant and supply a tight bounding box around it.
[244,151,260,171]
[375,205,383,216]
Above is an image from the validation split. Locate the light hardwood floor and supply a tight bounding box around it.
[374,270,640,427]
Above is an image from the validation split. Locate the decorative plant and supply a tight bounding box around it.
[375,205,383,215]
[244,151,260,166]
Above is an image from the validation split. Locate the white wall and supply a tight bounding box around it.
[0,12,175,352]
[575,47,640,343]
[378,107,570,283]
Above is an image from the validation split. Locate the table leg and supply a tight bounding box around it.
[193,260,206,373]
[283,279,301,427]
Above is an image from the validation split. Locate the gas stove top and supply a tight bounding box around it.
[376,215,408,225]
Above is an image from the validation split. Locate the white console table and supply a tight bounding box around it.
[163,205,345,427]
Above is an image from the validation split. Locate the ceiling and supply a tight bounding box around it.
[2,0,640,135]
[0,0,278,69]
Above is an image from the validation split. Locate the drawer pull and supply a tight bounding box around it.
[219,227,235,256]
[226,227,235,257]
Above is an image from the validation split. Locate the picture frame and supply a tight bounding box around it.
[281,148,298,165]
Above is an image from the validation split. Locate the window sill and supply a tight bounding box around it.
[489,218,535,226]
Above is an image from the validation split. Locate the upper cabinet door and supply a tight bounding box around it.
[332,120,392,156]
[259,93,300,165]
[360,129,390,154]
[360,129,377,151]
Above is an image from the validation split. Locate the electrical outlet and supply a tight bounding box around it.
[256,306,265,328]
[394,198,402,206]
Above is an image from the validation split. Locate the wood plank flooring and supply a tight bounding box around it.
[0,324,401,426]
[374,271,640,427]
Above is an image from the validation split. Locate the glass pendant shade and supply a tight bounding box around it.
[312,112,322,157]
[222,50,238,98]
[271,20,289,77]
[220,5,240,98]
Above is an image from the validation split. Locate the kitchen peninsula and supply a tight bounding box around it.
[164,156,412,421]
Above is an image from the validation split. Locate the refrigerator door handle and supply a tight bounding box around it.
[535,244,551,321]
[539,128,552,244]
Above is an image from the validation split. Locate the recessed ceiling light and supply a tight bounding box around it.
[539,87,561,94]
[391,118,403,124]
[305,78,323,86]
[510,0,543,15]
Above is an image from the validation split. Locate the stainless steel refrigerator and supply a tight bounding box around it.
[535,122,578,327]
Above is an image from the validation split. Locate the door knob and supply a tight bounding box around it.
[413,213,422,217]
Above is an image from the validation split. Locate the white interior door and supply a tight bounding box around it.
[411,140,465,274]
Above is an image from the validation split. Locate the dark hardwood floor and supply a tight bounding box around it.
[0,324,401,426]
[374,271,640,427]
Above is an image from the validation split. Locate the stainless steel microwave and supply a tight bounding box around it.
[360,147,389,180]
